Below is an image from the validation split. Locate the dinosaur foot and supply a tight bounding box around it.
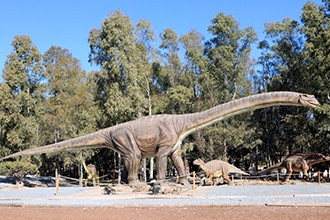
[128,179,143,186]
[128,181,150,192]
[179,178,191,187]
[103,186,116,195]
[148,180,189,195]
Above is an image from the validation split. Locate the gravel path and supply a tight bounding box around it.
[1,181,330,207]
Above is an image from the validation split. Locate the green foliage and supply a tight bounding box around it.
[88,10,149,125]
[255,1,330,164]
[204,12,257,103]
[0,161,38,180]
[39,46,98,173]
[0,36,44,155]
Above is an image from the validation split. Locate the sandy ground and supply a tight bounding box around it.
[1,205,330,220]
[1,180,330,220]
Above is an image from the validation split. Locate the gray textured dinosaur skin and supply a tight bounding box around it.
[1,92,319,186]
[193,158,250,185]
[257,153,330,181]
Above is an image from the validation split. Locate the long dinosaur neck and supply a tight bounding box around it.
[197,161,211,173]
[179,92,311,140]
[81,160,92,177]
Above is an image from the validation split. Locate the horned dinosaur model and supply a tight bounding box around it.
[1,92,319,186]
[257,153,330,181]
[193,158,250,185]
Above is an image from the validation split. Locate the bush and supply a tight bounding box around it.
[0,161,38,182]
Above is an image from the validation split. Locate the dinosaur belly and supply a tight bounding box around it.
[212,170,224,178]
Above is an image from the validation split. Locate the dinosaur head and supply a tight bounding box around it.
[298,94,320,108]
[193,158,204,166]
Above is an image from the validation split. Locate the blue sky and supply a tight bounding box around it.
[0,0,324,77]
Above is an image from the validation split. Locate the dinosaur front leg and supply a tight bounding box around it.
[285,168,293,181]
[209,173,214,185]
[302,167,309,180]
[171,148,190,186]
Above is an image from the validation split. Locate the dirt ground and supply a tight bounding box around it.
[2,180,330,219]
[1,205,330,220]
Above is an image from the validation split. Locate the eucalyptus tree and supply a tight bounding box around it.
[179,30,208,160]
[180,30,206,100]
[256,3,323,162]
[159,28,194,115]
[0,36,44,176]
[0,35,45,157]
[134,19,157,115]
[256,18,307,161]
[41,46,98,177]
[199,13,257,160]
[88,10,149,128]
[301,1,330,153]
[204,12,257,104]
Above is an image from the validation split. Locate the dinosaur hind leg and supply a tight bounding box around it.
[223,174,232,186]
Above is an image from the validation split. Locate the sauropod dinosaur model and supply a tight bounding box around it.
[1,92,319,186]
[193,158,250,185]
[257,153,330,181]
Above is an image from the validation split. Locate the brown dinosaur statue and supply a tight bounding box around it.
[257,153,330,181]
[1,92,319,186]
[193,158,250,185]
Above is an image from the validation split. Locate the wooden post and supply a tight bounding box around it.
[55,174,60,196]
[277,172,279,185]
[318,171,321,184]
[193,171,195,190]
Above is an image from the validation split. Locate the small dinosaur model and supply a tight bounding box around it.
[82,162,99,186]
[1,92,319,186]
[193,158,250,185]
[257,153,330,181]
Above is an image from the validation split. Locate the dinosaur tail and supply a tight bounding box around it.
[228,165,250,176]
[256,163,281,175]
[1,130,110,160]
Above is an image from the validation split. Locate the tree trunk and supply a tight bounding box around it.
[117,153,121,184]
[142,158,147,182]
[150,158,154,180]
